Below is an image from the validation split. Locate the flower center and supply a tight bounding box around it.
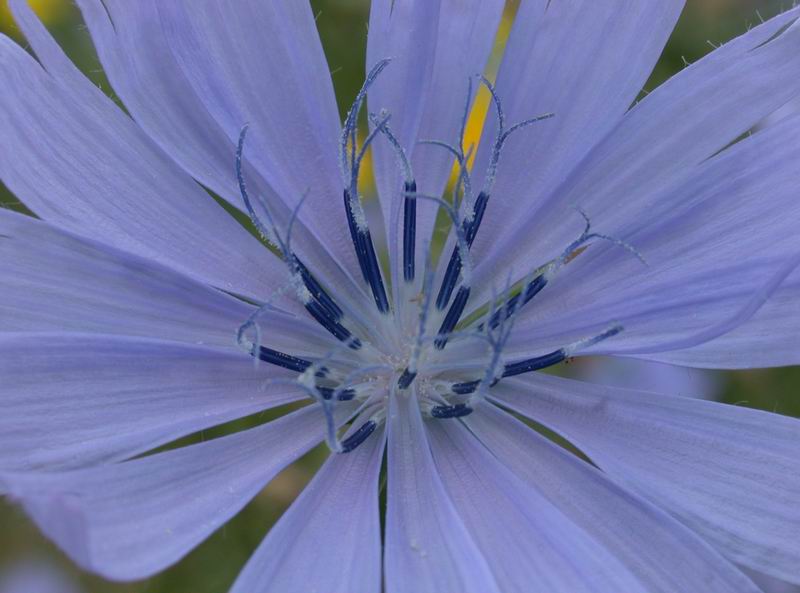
[234,63,635,453]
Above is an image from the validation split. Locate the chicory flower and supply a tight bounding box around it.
[1,1,799,592]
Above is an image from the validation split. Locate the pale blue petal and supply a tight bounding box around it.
[646,268,800,368]
[0,29,286,304]
[0,333,305,473]
[12,0,366,307]
[501,112,800,360]
[384,392,500,593]
[230,430,385,593]
[69,0,356,274]
[2,405,354,581]
[367,0,440,277]
[0,209,343,354]
[466,405,762,593]
[744,568,800,593]
[367,0,504,285]
[471,8,800,300]
[573,357,721,399]
[427,418,649,593]
[758,98,800,131]
[152,0,342,206]
[492,374,800,583]
[0,209,248,347]
[470,1,683,267]
[65,0,247,209]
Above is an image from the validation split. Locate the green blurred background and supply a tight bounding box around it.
[1,1,798,591]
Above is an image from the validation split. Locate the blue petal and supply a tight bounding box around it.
[384,391,500,593]
[0,22,287,304]
[470,1,684,268]
[743,568,800,593]
[493,374,800,584]
[427,418,652,593]
[502,112,800,362]
[0,209,345,356]
[471,7,800,302]
[572,357,721,398]
[0,209,251,346]
[646,267,800,368]
[367,0,504,288]
[0,333,306,473]
[2,405,356,581]
[230,429,385,593]
[65,0,364,284]
[465,405,763,593]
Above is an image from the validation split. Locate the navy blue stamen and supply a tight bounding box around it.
[474,210,644,332]
[342,189,390,313]
[451,380,481,395]
[433,77,553,313]
[403,180,417,282]
[316,386,356,401]
[435,190,489,310]
[449,349,566,395]
[316,386,334,399]
[397,368,417,390]
[252,347,328,378]
[339,67,393,315]
[464,190,489,246]
[482,274,549,331]
[368,115,416,285]
[237,126,361,347]
[362,226,389,313]
[343,189,371,283]
[478,76,555,195]
[337,389,357,402]
[292,257,342,321]
[255,347,309,373]
[340,420,377,454]
[304,299,362,350]
[434,286,471,349]
[431,403,474,419]
[340,60,391,181]
[501,350,567,378]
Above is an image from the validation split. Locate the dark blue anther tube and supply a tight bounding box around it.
[304,301,362,350]
[336,389,357,402]
[483,274,549,331]
[255,347,311,373]
[449,348,566,395]
[362,227,390,313]
[464,190,489,246]
[343,189,371,282]
[451,380,480,395]
[317,386,356,401]
[340,420,377,453]
[502,349,566,378]
[435,286,470,349]
[397,368,417,390]
[293,257,342,321]
[431,403,474,419]
[254,347,328,377]
[403,180,417,282]
[436,191,489,310]
[317,386,335,399]
[343,189,390,313]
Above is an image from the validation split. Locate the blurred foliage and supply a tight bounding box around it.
[1,0,798,591]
